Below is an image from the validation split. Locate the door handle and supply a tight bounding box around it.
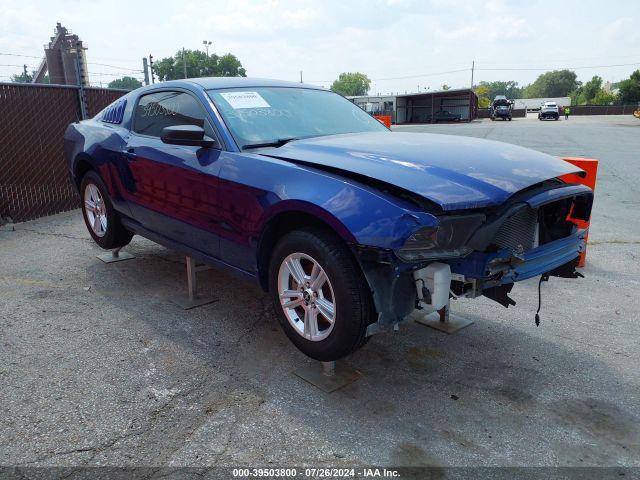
[125,147,137,161]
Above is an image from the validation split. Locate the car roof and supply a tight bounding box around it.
[174,77,325,91]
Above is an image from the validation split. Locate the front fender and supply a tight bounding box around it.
[225,152,440,250]
[217,151,439,277]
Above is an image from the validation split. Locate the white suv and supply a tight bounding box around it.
[538,102,559,121]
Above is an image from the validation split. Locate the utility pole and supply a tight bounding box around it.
[23,64,28,80]
[182,47,187,79]
[74,42,87,119]
[142,57,149,86]
[149,55,155,84]
[470,60,475,90]
[300,71,303,83]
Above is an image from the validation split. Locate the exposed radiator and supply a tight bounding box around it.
[494,207,538,253]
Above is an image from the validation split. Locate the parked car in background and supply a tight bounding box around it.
[433,109,462,122]
[64,78,592,361]
[539,101,560,120]
[490,95,513,121]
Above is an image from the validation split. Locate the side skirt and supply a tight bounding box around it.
[120,217,260,287]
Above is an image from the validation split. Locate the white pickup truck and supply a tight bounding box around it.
[538,101,560,121]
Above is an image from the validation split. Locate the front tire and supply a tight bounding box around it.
[80,171,133,249]
[269,228,374,361]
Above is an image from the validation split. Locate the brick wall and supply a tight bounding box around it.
[0,83,126,223]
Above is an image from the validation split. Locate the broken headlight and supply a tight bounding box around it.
[396,214,485,262]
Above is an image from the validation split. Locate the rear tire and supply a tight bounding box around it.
[80,171,133,249]
[269,227,374,361]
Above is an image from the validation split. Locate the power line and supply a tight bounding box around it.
[0,52,143,73]
[308,67,471,84]
[0,52,40,59]
[476,62,640,71]
[0,63,38,68]
[373,68,470,81]
[473,53,640,65]
[90,71,145,77]
[86,61,142,72]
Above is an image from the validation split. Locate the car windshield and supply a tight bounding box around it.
[207,87,388,149]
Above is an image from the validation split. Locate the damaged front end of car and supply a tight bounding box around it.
[353,181,594,336]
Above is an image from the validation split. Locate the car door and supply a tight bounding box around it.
[121,89,224,258]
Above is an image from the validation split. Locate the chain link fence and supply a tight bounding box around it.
[0,83,126,223]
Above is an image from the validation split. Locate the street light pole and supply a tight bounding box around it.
[202,40,212,76]
[202,40,212,56]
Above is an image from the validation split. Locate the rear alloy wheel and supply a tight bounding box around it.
[80,171,133,249]
[269,228,374,361]
[84,183,108,238]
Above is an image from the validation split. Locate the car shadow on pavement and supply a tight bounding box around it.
[77,240,640,467]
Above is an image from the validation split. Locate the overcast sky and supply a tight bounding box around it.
[1,0,638,94]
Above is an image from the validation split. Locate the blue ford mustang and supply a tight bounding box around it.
[64,78,592,361]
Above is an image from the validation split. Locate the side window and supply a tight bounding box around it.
[133,91,215,138]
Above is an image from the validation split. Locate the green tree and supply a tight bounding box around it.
[572,75,603,105]
[617,70,640,105]
[441,84,451,91]
[11,71,32,83]
[582,75,602,102]
[474,84,491,108]
[11,69,49,84]
[476,80,523,100]
[108,76,142,90]
[524,70,580,98]
[591,89,617,105]
[153,49,246,81]
[217,54,246,77]
[330,72,371,96]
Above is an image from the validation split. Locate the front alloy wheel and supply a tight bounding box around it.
[278,252,336,342]
[269,227,374,361]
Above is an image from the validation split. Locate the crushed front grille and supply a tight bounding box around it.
[494,206,538,253]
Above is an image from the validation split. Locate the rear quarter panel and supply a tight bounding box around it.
[64,118,132,215]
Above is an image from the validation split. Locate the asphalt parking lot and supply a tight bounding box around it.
[1,115,639,469]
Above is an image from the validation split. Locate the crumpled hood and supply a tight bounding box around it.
[263,131,583,211]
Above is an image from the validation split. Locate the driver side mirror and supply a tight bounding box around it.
[161,125,216,148]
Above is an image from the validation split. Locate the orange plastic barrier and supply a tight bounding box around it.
[559,157,599,267]
[374,115,392,128]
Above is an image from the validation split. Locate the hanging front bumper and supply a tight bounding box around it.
[448,228,587,287]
